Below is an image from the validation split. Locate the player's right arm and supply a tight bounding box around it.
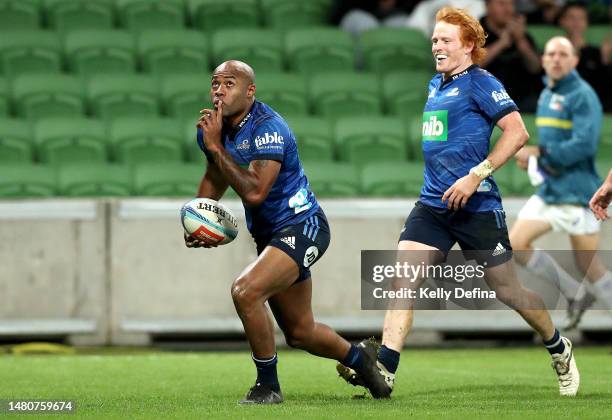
[489,111,529,169]
[197,162,228,200]
[442,111,527,210]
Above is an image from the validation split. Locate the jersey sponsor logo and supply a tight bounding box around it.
[236,139,250,150]
[446,87,460,96]
[452,69,469,80]
[280,236,296,249]
[255,132,284,149]
[289,188,312,214]
[422,110,448,141]
[238,112,251,128]
[491,90,511,103]
[304,246,319,267]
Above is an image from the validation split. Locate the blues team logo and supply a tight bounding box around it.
[236,139,250,150]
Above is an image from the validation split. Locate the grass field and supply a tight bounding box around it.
[1,346,611,419]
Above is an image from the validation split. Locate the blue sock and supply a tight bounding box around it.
[252,353,280,391]
[378,345,400,373]
[543,329,565,355]
[341,344,364,371]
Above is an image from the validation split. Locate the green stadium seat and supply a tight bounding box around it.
[600,115,612,145]
[405,115,424,160]
[0,118,33,163]
[361,162,424,196]
[109,117,184,164]
[133,162,204,196]
[88,75,159,120]
[188,0,260,32]
[212,29,283,73]
[183,119,208,163]
[57,164,132,197]
[0,0,40,30]
[308,72,382,120]
[302,162,360,197]
[0,31,62,77]
[64,30,136,77]
[43,0,114,33]
[522,114,539,145]
[33,118,107,164]
[117,0,185,31]
[586,25,611,47]
[596,160,611,179]
[161,74,211,119]
[382,71,430,117]
[137,30,209,76]
[491,160,516,197]
[285,28,354,74]
[260,0,330,29]
[598,142,612,161]
[285,116,333,162]
[360,28,432,74]
[0,164,57,197]
[335,116,408,165]
[527,25,565,51]
[255,73,308,116]
[0,78,9,116]
[12,74,85,120]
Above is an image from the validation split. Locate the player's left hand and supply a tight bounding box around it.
[442,172,482,211]
[197,102,223,153]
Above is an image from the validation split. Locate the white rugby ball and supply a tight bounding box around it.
[181,198,239,245]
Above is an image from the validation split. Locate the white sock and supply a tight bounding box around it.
[592,271,612,309]
[526,249,580,299]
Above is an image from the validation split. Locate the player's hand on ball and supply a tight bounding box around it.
[184,232,217,248]
[197,102,223,153]
[442,172,481,211]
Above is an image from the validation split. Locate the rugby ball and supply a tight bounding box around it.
[181,198,239,245]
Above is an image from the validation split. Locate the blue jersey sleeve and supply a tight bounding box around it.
[251,119,287,162]
[471,75,518,124]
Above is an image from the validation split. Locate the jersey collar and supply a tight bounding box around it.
[440,64,478,88]
[543,69,579,92]
[225,101,256,140]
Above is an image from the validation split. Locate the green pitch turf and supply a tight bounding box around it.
[1,347,611,419]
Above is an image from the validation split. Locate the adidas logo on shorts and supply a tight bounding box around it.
[492,242,506,256]
[280,236,296,249]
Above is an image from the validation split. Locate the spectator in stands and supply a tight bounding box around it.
[557,1,612,111]
[331,0,421,36]
[525,0,566,24]
[480,0,542,112]
[405,0,486,36]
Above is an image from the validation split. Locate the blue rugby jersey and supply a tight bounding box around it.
[197,100,319,237]
[420,65,518,212]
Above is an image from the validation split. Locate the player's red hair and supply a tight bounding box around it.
[435,7,487,64]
